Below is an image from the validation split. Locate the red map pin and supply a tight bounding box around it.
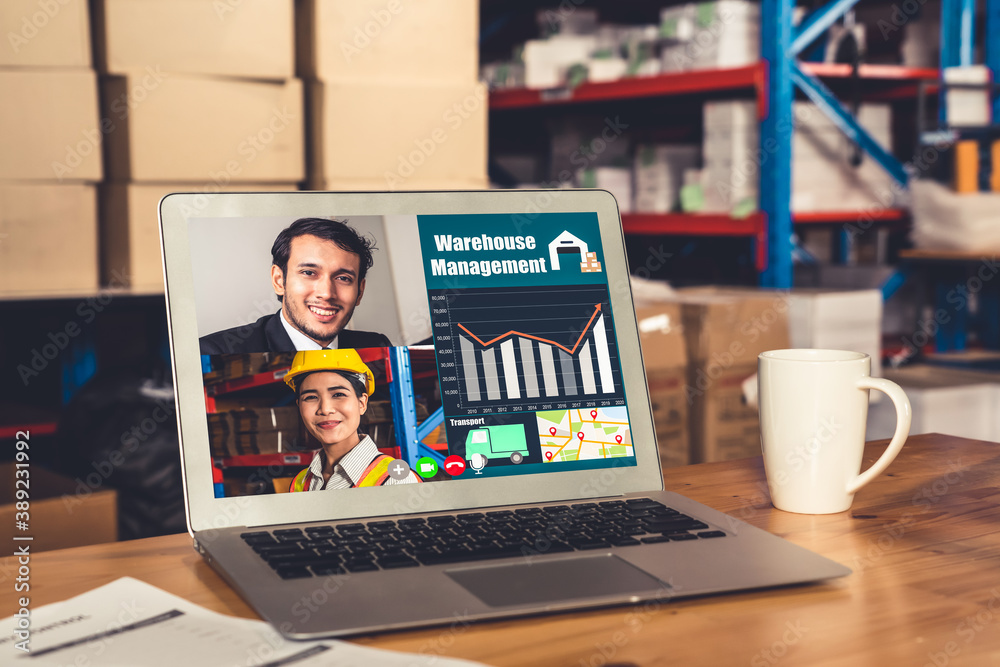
[577,432,584,441]
[615,435,623,444]
[549,427,557,436]
[590,409,598,419]
[545,451,552,460]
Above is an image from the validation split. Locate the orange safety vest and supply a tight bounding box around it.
[289,453,408,492]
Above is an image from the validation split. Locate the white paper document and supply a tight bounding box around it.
[3,577,488,666]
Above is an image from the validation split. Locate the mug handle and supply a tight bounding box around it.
[846,377,912,495]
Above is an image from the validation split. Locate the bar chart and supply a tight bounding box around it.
[429,285,626,415]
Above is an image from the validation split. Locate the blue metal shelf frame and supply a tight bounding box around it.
[989,0,1000,121]
[759,0,795,288]
[759,0,927,287]
[387,347,446,468]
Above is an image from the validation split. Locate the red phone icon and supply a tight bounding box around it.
[443,455,466,476]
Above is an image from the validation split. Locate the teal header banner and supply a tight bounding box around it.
[417,212,606,290]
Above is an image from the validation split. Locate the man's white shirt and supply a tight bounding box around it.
[280,309,338,350]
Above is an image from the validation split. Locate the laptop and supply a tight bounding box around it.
[159,189,849,639]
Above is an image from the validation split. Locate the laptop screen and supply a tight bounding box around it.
[189,210,637,498]
[162,190,662,529]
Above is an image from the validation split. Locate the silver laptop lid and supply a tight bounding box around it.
[159,190,662,534]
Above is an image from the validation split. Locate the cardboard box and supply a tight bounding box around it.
[102,182,298,289]
[0,463,117,552]
[94,0,294,78]
[0,70,102,181]
[237,429,301,454]
[102,74,304,183]
[0,183,99,294]
[298,0,478,84]
[867,365,1000,442]
[232,406,301,434]
[673,288,790,462]
[308,177,488,192]
[688,362,763,462]
[636,304,690,467]
[1,0,91,68]
[308,80,486,188]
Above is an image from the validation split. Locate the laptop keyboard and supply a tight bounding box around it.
[241,498,727,579]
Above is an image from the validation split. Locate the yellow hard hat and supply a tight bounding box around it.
[283,350,375,395]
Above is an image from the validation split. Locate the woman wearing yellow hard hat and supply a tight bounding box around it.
[284,350,419,491]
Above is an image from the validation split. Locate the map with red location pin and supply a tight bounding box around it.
[535,407,632,463]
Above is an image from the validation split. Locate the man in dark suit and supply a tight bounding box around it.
[200,218,392,354]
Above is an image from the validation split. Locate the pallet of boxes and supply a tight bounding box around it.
[298,0,487,191]
[91,0,303,290]
[674,288,790,463]
[636,303,690,468]
[1,0,101,295]
[0,1,118,550]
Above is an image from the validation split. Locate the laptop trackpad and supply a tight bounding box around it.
[445,554,668,608]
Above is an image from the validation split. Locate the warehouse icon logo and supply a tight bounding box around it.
[549,231,602,273]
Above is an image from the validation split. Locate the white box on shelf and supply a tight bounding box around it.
[633,144,700,212]
[523,36,597,89]
[578,167,632,213]
[866,366,1000,442]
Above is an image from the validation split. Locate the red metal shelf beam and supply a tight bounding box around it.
[792,208,908,224]
[621,213,768,272]
[0,422,58,439]
[490,64,765,110]
[218,452,315,468]
[490,63,938,111]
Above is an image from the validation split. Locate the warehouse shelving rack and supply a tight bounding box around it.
[487,0,997,288]
[205,346,446,489]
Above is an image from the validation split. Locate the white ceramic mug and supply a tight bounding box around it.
[757,349,912,514]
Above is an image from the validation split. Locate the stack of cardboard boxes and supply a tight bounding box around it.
[1,0,101,293]
[92,0,304,290]
[674,288,790,462]
[299,0,487,191]
[638,286,892,465]
[636,304,690,468]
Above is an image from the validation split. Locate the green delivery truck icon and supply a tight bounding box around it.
[465,425,529,464]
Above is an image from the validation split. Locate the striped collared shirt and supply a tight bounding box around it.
[304,435,418,490]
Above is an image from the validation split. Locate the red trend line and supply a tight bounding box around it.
[457,304,602,355]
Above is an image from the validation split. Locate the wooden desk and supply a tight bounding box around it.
[4,433,1000,665]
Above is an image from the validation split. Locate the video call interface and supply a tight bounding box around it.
[192,212,637,497]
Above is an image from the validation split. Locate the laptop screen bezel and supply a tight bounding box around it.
[159,189,663,534]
